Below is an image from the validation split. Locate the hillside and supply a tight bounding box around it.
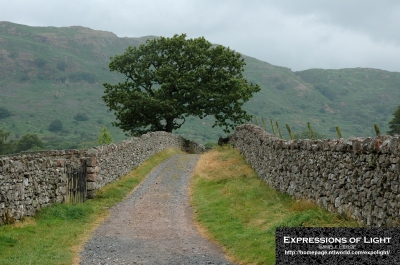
[295,68,400,136]
[1,21,399,149]
[0,22,150,149]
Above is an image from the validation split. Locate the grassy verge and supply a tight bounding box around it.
[190,146,359,265]
[0,148,182,265]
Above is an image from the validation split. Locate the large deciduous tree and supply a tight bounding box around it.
[102,34,260,136]
[387,105,400,135]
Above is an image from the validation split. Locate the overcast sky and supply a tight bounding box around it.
[1,0,400,72]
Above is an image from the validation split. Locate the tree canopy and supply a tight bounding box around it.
[387,105,400,135]
[15,134,45,153]
[48,119,63,132]
[0,107,11,119]
[103,34,260,136]
[74,112,89,121]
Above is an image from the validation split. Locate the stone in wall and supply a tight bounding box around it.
[0,131,204,225]
[229,124,400,227]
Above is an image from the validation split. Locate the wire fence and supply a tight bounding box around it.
[250,116,386,140]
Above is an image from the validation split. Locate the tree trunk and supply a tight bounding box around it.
[165,117,174,133]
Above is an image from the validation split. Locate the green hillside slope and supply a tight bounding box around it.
[1,21,399,150]
[0,22,149,149]
[295,68,400,137]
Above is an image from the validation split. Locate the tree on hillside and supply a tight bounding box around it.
[74,112,89,121]
[315,84,335,101]
[387,105,400,135]
[97,126,113,145]
[0,107,12,119]
[48,119,63,132]
[15,134,45,153]
[102,34,260,136]
[34,58,47,68]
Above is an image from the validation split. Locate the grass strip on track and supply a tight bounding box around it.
[0,148,183,265]
[190,145,359,265]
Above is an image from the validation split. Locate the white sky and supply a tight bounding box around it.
[1,0,400,72]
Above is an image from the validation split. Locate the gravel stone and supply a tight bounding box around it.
[80,154,235,265]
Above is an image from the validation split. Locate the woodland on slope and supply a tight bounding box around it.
[1,21,400,151]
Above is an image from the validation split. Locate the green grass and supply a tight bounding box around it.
[0,147,182,265]
[191,146,359,265]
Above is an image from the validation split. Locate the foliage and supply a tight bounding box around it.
[68,72,96,83]
[48,119,63,132]
[275,83,286,90]
[293,130,326,139]
[0,129,12,155]
[204,142,217,149]
[0,107,12,119]
[78,141,97,149]
[73,112,89,121]
[56,61,67,71]
[387,105,400,135]
[103,33,260,136]
[15,134,45,152]
[44,138,79,150]
[33,58,47,68]
[97,126,113,145]
[314,84,335,101]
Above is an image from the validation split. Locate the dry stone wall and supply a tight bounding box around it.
[229,124,400,227]
[0,131,204,225]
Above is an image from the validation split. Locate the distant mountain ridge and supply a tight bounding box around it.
[1,21,399,148]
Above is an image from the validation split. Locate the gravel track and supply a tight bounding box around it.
[79,154,235,265]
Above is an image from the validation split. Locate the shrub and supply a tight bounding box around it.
[19,73,30,81]
[315,84,335,101]
[0,107,11,119]
[15,134,45,152]
[293,130,326,139]
[56,61,67,71]
[276,83,286,90]
[74,113,89,121]
[34,58,47,68]
[97,127,113,145]
[68,72,96,83]
[48,119,63,132]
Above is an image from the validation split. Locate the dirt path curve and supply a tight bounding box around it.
[79,154,235,265]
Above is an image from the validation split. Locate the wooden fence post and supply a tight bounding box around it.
[276,121,283,139]
[270,119,276,136]
[374,124,380,136]
[336,126,342,139]
[261,117,267,131]
[286,124,294,140]
[307,122,314,139]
